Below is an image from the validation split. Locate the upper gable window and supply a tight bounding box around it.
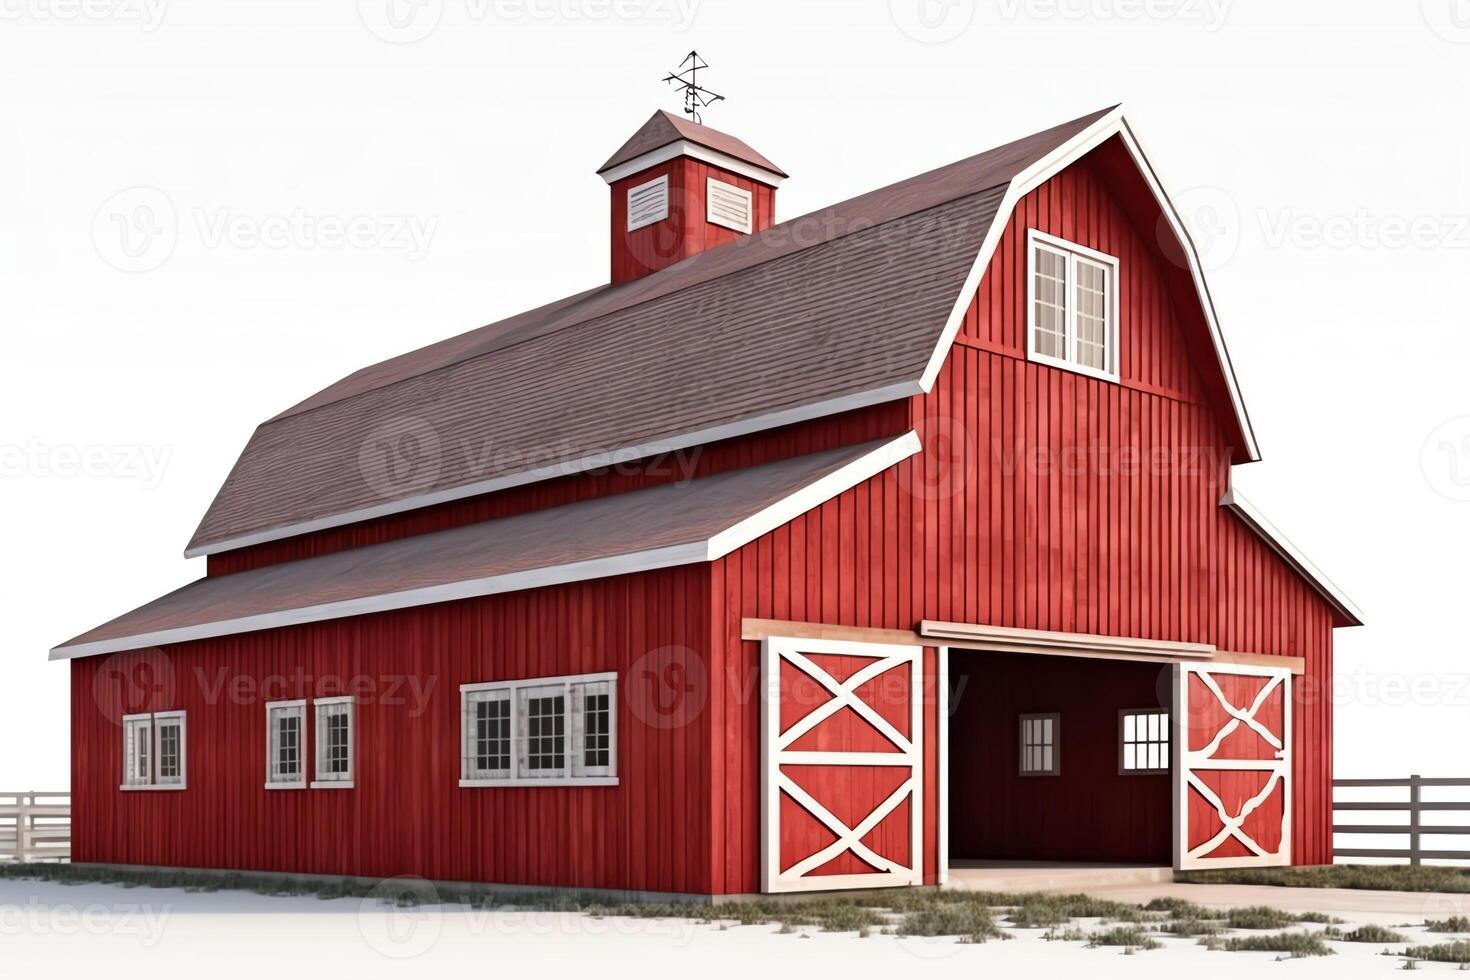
[1026,230,1119,382]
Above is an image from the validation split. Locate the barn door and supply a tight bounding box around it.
[761,636,924,894]
[1174,662,1293,870]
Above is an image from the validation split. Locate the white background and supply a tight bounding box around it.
[1,0,1467,790]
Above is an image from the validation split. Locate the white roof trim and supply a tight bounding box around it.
[186,380,922,558]
[1219,485,1363,626]
[917,106,1262,463]
[61,432,921,661]
[599,139,786,187]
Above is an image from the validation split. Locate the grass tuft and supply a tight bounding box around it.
[1177,865,1470,895]
[1157,918,1227,937]
[894,901,1008,943]
[1225,905,1298,930]
[1204,931,1335,957]
[1325,923,1408,944]
[1404,941,1470,964]
[1087,926,1162,950]
[1428,917,1470,934]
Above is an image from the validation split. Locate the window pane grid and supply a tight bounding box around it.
[1121,711,1170,773]
[314,701,353,783]
[268,703,304,784]
[1019,714,1058,775]
[461,675,616,785]
[1030,234,1116,377]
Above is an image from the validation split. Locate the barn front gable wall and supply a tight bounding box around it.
[713,152,1338,893]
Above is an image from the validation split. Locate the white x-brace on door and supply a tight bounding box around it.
[1174,662,1293,871]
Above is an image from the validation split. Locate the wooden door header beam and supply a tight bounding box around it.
[739,618,1304,675]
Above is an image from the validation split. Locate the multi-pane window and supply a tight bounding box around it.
[121,711,186,790]
[1121,710,1170,774]
[266,701,307,788]
[463,689,512,780]
[521,687,567,775]
[312,698,354,788]
[460,673,618,787]
[1028,230,1118,381]
[1019,713,1059,776]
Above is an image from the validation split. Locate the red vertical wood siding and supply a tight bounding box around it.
[709,152,1337,893]
[72,567,718,895]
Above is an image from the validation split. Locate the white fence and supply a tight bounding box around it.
[0,792,71,863]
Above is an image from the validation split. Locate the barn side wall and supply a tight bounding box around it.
[71,566,717,895]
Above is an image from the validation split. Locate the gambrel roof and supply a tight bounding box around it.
[187,105,1260,558]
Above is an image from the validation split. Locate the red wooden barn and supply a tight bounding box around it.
[55,105,1362,898]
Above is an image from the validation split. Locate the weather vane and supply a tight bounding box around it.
[663,51,724,125]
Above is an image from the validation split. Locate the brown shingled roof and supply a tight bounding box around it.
[58,436,918,659]
[598,109,787,178]
[187,106,1119,556]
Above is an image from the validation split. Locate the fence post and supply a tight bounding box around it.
[17,792,33,864]
[1409,775,1422,866]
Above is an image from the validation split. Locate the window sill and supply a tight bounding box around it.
[1027,350,1119,385]
[119,784,187,791]
[310,780,355,790]
[1120,770,1170,777]
[459,777,619,788]
[265,781,307,790]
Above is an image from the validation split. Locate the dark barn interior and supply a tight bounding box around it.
[947,652,1174,866]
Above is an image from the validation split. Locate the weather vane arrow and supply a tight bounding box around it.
[663,50,724,125]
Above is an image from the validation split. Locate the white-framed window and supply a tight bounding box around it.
[1019,712,1059,776]
[706,177,753,234]
[1026,229,1119,382]
[265,700,307,789]
[460,673,618,787]
[311,697,354,789]
[1120,709,1170,774]
[626,174,670,232]
[121,711,187,791]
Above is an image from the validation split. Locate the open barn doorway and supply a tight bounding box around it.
[945,651,1175,875]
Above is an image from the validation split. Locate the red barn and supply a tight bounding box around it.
[55,105,1361,898]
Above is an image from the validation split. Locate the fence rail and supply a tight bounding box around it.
[0,792,71,863]
[1334,776,1470,864]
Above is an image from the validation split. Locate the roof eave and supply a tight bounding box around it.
[1219,486,1364,627]
[65,432,922,660]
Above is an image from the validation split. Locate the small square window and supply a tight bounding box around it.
[121,711,186,790]
[1120,710,1170,774]
[1019,713,1059,776]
